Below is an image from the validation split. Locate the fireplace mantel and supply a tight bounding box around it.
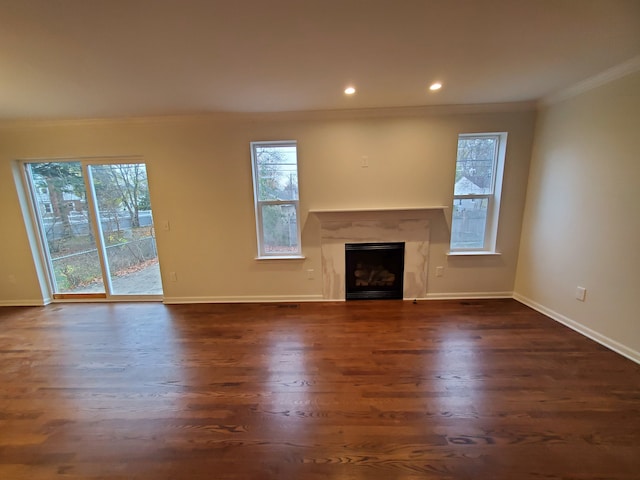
[310,206,447,213]
[310,206,447,220]
[315,209,433,300]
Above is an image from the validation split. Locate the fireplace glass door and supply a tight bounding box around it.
[345,242,405,300]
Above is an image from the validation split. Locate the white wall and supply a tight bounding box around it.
[515,71,640,361]
[0,105,535,305]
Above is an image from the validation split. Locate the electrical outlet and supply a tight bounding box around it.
[361,155,369,168]
[306,269,314,280]
[162,220,171,231]
[435,266,444,277]
[170,271,178,282]
[575,286,586,302]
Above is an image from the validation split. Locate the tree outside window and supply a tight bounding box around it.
[251,141,301,257]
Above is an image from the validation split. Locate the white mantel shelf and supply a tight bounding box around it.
[309,206,448,214]
[309,206,451,231]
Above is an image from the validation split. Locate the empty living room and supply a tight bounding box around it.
[1,1,639,479]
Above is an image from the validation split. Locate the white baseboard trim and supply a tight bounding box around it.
[0,298,49,307]
[513,293,640,365]
[163,294,325,305]
[423,291,513,300]
[163,293,515,304]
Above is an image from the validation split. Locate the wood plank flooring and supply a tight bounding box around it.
[0,299,639,479]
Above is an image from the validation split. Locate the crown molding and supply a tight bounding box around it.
[0,101,537,130]
[229,101,537,122]
[540,55,640,107]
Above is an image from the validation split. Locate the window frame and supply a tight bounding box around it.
[250,140,303,259]
[449,132,507,254]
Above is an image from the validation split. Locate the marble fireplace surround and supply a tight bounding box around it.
[311,207,444,300]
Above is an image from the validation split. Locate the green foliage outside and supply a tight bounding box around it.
[27,161,156,292]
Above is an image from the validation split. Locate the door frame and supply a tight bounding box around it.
[18,156,163,303]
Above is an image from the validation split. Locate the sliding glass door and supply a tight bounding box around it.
[23,160,162,299]
[88,163,161,296]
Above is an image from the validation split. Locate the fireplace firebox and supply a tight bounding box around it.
[345,242,405,300]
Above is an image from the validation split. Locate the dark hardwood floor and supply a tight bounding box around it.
[0,299,638,479]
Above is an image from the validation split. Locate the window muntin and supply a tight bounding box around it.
[251,141,301,257]
[450,134,505,252]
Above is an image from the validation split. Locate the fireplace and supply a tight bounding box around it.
[312,209,432,300]
[345,242,405,300]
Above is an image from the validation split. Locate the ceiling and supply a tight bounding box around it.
[1,0,639,120]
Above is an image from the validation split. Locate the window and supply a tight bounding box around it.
[251,141,301,258]
[450,133,507,253]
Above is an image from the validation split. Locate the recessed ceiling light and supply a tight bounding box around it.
[429,82,442,91]
[344,86,356,95]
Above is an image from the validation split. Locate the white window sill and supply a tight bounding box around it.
[254,255,306,261]
[447,251,502,257]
